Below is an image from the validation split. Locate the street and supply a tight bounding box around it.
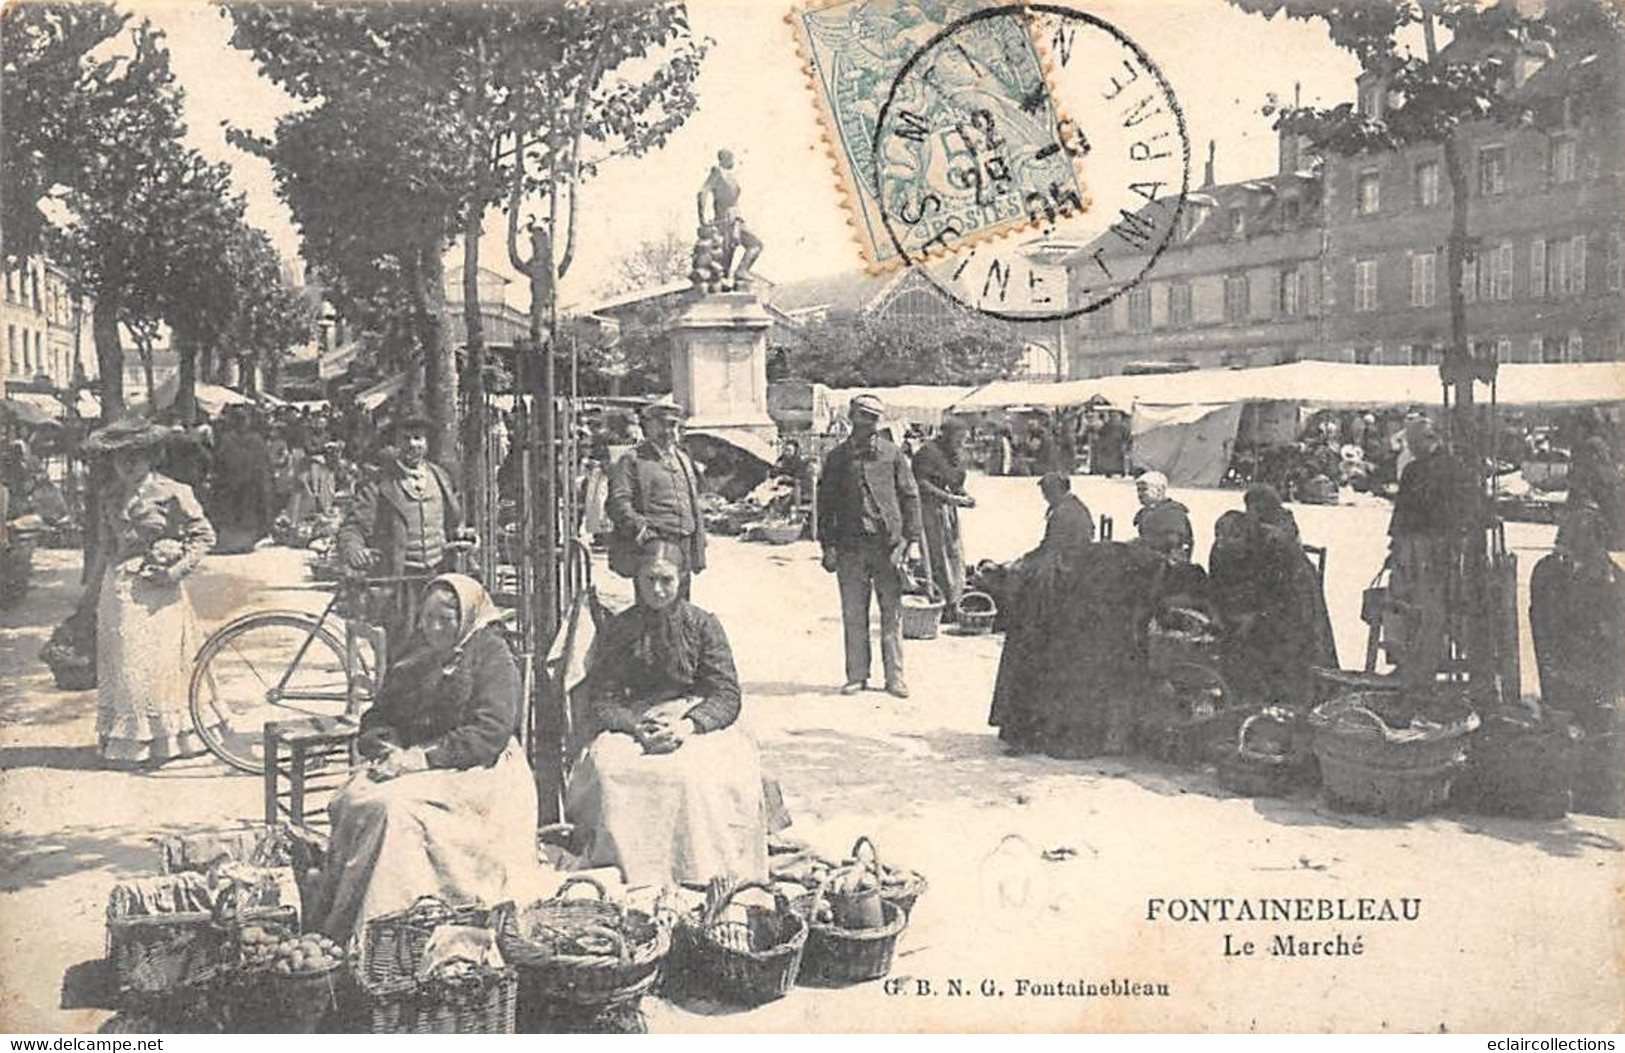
[1,475,1619,1033]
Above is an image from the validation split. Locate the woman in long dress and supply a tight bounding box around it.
[84,420,217,766]
[318,574,547,941]
[565,539,770,887]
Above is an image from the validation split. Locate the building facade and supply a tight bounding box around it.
[1063,23,1622,376]
[2,255,93,396]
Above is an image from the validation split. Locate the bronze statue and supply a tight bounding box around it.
[693,148,763,292]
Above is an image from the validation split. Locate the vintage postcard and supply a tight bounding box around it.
[1,0,1621,1037]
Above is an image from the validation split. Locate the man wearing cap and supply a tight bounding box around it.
[338,416,466,642]
[606,395,706,596]
[817,394,923,698]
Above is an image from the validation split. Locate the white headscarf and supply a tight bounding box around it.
[424,573,507,659]
[1137,471,1169,503]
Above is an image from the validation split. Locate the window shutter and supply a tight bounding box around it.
[1530,240,1545,297]
[1572,235,1586,296]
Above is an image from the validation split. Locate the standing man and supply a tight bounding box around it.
[1384,416,1471,689]
[817,394,922,699]
[337,416,467,646]
[606,395,707,597]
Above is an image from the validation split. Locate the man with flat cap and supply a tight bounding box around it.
[607,394,706,597]
[817,393,923,698]
[338,414,467,644]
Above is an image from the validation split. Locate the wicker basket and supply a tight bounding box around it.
[1147,625,1217,676]
[1452,710,1578,820]
[48,660,96,691]
[363,962,517,1034]
[848,836,928,917]
[1310,667,1400,705]
[226,961,348,1033]
[951,591,997,635]
[1217,711,1306,798]
[107,904,297,999]
[494,883,670,1015]
[900,593,945,640]
[361,896,500,986]
[756,521,803,545]
[674,881,806,1005]
[1310,692,1478,818]
[797,897,907,986]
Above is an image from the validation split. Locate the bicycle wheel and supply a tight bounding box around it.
[189,611,357,774]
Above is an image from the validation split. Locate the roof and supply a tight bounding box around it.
[767,269,901,316]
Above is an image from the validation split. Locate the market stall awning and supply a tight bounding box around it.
[825,384,977,427]
[357,373,406,411]
[1,394,58,426]
[141,376,256,416]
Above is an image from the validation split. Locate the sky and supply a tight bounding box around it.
[133,0,1362,306]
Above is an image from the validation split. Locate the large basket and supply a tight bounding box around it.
[848,836,928,917]
[797,896,907,986]
[674,882,806,1006]
[48,659,96,691]
[361,896,500,986]
[951,591,997,635]
[755,521,803,545]
[900,593,945,640]
[226,962,348,1033]
[1147,625,1217,676]
[363,963,517,1034]
[1310,692,1478,818]
[106,904,297,1000]
[494,882,670,1015]
[1452,710,1578,820]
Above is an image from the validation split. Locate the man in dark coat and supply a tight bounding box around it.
[817,393,922,698]
[606,395,706,597]
[338,416,467,646]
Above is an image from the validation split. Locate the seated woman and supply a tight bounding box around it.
[565,540,769,888]
[318,574,546,941]
[1208,510,1334,710]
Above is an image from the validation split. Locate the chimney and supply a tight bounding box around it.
[1278,82,1303,175]
[1203,140,1216,188]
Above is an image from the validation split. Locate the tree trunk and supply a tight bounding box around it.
[176,331,198,423]
[413,241,459,465]
[137,337,156,407]
[92,292,124,419]
[240,354,259,396]
[461,212,490,553]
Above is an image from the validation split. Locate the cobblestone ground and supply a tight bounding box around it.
[1,477,1618,1033]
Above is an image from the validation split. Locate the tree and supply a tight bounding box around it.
[1229,0,1622,697]
[598,225,691,297]
[784,309,1026,387]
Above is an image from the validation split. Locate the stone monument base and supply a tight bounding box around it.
[669,291,779,459]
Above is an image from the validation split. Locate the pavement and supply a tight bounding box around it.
[1,475,1619,1033]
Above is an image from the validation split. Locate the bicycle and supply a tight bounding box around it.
[188,539,477,774]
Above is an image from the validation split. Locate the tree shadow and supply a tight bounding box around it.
[0,744,103,772]
[0,821,212,894]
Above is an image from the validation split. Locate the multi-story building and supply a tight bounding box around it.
[1063,20,1622,375]
[2,255,93,396]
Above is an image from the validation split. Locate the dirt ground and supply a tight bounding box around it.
[1,476,1619,1033]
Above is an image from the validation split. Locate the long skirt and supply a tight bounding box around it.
[95,566,210,764]
[318,739,548,943]
[565,720,769,889]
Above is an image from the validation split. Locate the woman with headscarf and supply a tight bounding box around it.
[1243,483,1301,545]
[1133,471,1193,560]
[1208,510,1334,709]
[83,419,217,765]
[1530,506,1624,735]
[565,540,770,887]
[318,574,545,940]
[912,418,976,613]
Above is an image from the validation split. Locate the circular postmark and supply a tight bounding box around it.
[871,3,1190,324]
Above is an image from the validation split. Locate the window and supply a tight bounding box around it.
[1552,137,1577,184]
[1462,256,1478,303]
[1281,199,1301,225]
[1229,210,1246,238]
[1359,82,1383,118]
[1496,337,1512,363]
[1223,274,1249,322]
[1531,240,1547,297]
[1478,146,1507,196]
[1410,252,1437,307]
[1356,171,1381,215]
[1530,336,1545,363]
[30,268,40,311]
[1354,259,1379,312]
[1483,242,1513,301]
[1128,286,1152,331]
[1279,267,1302,316]
[1354,346,1374,365]
[1540,336,1566,364]
[1607,233,1621,293]
[1415,161,1440,207]
[6,326,14,375]
[1569,331,1585,362]
[1168,282,1192,327]
[1090,306,1112,335]
[1550,236,1588,297]
[1407,344,1439,366]
[3,267,13,302]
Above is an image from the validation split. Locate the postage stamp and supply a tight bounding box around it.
[790,0,1086,270]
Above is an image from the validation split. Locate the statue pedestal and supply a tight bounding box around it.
[668,292,779,452]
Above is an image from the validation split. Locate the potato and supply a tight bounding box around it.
[242,926,264,943]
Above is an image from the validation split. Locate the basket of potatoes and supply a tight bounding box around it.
[232,924,349,1032]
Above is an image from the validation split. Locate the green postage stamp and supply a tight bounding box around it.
[790,0,1087,269]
